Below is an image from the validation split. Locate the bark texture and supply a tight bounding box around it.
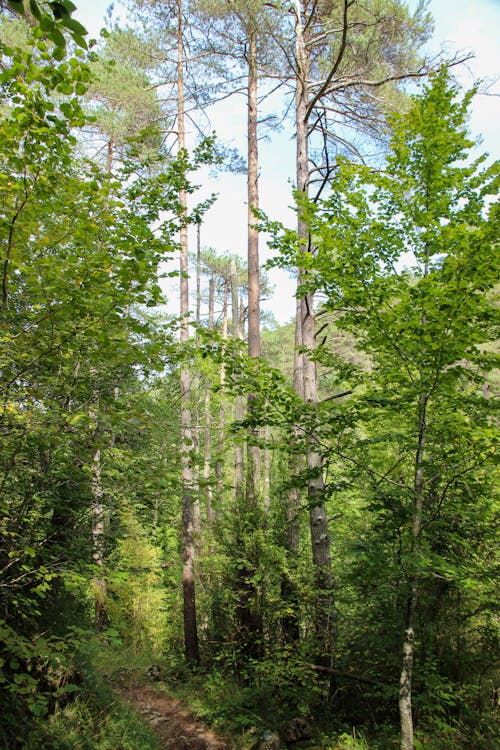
[246,27,261,505]
[91,443,108,633]
[177,0,199,664]
[294,0,335,669]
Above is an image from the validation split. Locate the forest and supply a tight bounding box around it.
[0,1,498,749]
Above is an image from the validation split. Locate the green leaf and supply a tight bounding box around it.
[29,0,42,20]
[71,34,88,50]
[61,17,87,37]
[56,683,80,695]
[52,45,66,60]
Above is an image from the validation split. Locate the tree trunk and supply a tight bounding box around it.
[399,391,427,750]
[246,28,261,504]
[231,260,245,501]
[281,295,304,645]
[294,0,335,673]
[91,442,108,633]
[192,224,202,545]
[215,279,229,513]
[204,275,215,527]
[177,0,199,665]
[105,137,115,174]
[263,424,271,514]
[196,222,202,329]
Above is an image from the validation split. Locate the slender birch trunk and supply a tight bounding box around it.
[399,252,430,748]
[192,223,202,545]
[90,438,108,633]
[87,362,108,634]
[231,260,245,501]
[203,275,215,528]
[215,279,229,513]
[399,392,427,750]
[196,222,202,330]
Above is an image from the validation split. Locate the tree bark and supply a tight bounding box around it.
[294,0,335,673]
[177,0,199,665]
[88,368,108,634]
[282,294,304,645]
[246,27,261,506]
[215,279,229,514]
[231,260,245,501]
[91,442,108,633]
[399,391,427,750]
[263,424,271,514]
[203,275,215,528]
[196,222,202,328]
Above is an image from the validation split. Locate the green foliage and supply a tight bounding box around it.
[0,619,87,746]
[20,643,162,750]
[106,511,169,653]
[6,0,88,51]
[0,25,219,745]
[0,6,498,750]
[262,68,499,744]
[84,27,165,168]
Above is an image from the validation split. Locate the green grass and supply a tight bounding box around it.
[25,695,161,750]
[14,641,497,750]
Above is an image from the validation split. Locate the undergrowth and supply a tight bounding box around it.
[23,693,160,750]
[0,636,160,750]
[6,639,497,750]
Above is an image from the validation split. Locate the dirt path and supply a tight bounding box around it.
[118,684,234,750]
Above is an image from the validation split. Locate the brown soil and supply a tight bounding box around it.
[118,684,234,750]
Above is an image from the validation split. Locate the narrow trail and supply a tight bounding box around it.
[118,684,234,750]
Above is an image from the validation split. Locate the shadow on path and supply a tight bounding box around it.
[118,684,233,750]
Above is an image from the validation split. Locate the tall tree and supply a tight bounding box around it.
[287,0,436,675]
[287,69,499,750]
[176,0,200,664]
[0,26,189,733]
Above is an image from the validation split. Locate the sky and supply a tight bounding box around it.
[74,0,500,325]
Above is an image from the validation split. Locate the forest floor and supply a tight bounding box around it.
[118,683,234,750]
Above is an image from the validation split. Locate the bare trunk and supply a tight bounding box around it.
[215,280,229,512]
[192,407,202,547]
[191,224,202,545]
[247,29,260,362]
[204,275,215,527]
[399,392,427,750]
[282,295,304,645]
[203,387,214,526]
[106,138,114,174]
[88,371,108,634]
[399,621,415,750]
[196,222,201,328]
[263,424,270,514]
[239,296,246,338]
[178,0,199,665]
[91,443,108,633]
[231,261,245,500]
[246,29,261,504]
[294,0,334,672]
